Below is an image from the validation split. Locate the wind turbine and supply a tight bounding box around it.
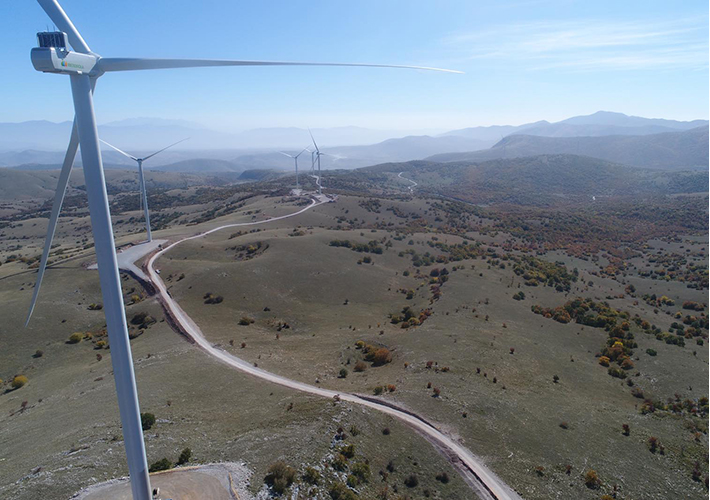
[309,130,325,195]
[26,2,460,498]
[279,146,310,192]
[100,138,189,242]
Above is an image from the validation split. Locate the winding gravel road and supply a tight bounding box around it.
[144,196,521,500]
[398,171,418,193]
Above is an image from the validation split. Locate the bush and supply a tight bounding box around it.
[353,361,367,372]
[332,454,348,471]
[373,386,384,395]
[32,350,44,358]
[328,482,357,500]
[513,291,525,301]
[404,474,419,488]
[584,469,600,489]
[339,368,348,378]
[264,461,296,495]
[646,348,657,356]
[239,316,255,326]
[303,466,320,485]
[149,458,172,472]
[141,412,156,431]
[382,427,391,435]
[372,348,392,366]
[435,472,450,483]
[351,461,370,482]
[67,332,83,344]
[176,447,191,465]
[598,356,610,367]
[340,443,356,459]
[12,375,28,390]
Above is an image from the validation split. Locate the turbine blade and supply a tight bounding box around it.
[308,129,319,152]
[36,0,91,54]
[294,146,310,159]
[279,152,294,158]
[25,119,80,326]
[142,137,189,161]
[97,58,463,74]
[100,139,138,161]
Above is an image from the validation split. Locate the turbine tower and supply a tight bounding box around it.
[279,146,310,192]
[100,138,189,242]
[27,2,460,498]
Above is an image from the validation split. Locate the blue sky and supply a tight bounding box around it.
[2,0,708,132]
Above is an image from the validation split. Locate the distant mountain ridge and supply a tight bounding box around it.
[427,126,709,170]
[1,111,706,172]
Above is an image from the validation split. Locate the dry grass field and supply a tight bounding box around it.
[0,173,707,499]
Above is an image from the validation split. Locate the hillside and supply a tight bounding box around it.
[427,126,709,170]
[361,154,709,205]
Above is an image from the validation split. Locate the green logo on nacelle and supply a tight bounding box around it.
[60,60,84,69]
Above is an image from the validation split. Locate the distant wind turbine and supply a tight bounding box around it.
[26,1,460,498]
[100,138,189,242]
[309,130,325,195]
[279,146,310,191]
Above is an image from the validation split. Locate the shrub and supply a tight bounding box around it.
[584,469,600,489]
[303,466,320,485]
[264,461,296,495]
[328,482,357,500]
[353,361,367,372]
[631,387,644,399]
[332,454,348,471]
[176,447,191,465]
[648,436,660,453]
[598,356,610,367]
[646,348,657,356]
[12,375,28,390]
[559,421,569,429]
[149,458,172,472]
[140,412,156,431]
[33,350,44,358]
[435,472,450,483]
[340,443,356,459]
[68,332,83,344]
[553,375,560,383]
[239,316,254,326]
[339,368,348,378]
[351,462,370,482]
[432,387,441,397]
[513,291,525,301]
[607,367,627,379]
[382,427,391,435]
[372,347,393,366]
[404,474,419,488]
[622,424,630,436]
[373,386,384,395]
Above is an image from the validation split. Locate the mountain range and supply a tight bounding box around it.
[0,111,706,172]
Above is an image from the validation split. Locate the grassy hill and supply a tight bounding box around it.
[360,154,709,205]
[427,126,709,170]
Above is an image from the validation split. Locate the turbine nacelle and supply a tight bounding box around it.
[31,32,100,76]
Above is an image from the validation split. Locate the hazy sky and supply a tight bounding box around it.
[3,0,708,132]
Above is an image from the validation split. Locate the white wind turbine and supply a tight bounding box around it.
[279,146,310,192]
[26,1,460,498]
[100,138,189,242]
[309,130,325,195]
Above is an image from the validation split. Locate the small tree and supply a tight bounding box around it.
[354,361,367,372]
[176,447,192,465]
[141,412,156,431]
[553,375,560,383]
[404,474,419,488]
[339,368,348,378]
[622,424,630,436]
[149,458,172,472]
[648,436,660,453]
